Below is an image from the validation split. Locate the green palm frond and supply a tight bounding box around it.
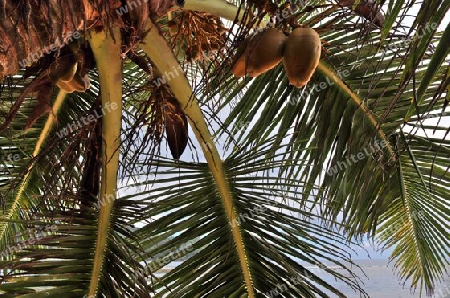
[0,193,149,296]
[0,66,150,296]
[128,135,366,297]
[0,0,449,296]
[375,131,450,295]
[197,0,450,293]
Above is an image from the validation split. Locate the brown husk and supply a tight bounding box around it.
[232,28,287,77]
[282,28,321,88]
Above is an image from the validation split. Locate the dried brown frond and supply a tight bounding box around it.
[25,83,54,130]
[159,10,228,65]
[0,0,184,80]
[0,43,95,133]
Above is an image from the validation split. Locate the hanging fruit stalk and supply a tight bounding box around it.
[232,28,287,77]
[165,95,189,159]
[283,27,321,88]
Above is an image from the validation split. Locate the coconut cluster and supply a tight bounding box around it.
[231,27,321,88]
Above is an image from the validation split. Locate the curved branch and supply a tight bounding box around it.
[87,27,123,296]
[316,62,395,159]
[140,20,255,297]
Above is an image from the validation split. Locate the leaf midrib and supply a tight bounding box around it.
[140,19,255,297]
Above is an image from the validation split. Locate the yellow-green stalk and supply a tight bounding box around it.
[87,27,123,296]
[140,20,255,298]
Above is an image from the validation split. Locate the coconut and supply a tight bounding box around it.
[232,28,287,77]
[282,28,321,88]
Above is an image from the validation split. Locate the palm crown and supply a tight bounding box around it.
[0,0,449,297]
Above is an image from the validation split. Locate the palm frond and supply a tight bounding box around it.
[128,134,367,297]
[196,0,450,292]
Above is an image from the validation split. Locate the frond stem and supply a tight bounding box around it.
[140,20,255,297]
[87,27,123,296]
[316,62,395,160]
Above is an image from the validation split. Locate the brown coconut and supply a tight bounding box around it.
[283,28,321,88]
[232,28,287,77]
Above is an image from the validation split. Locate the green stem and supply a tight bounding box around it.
[87,28,123,296]
[316,62,395,159]
[140,20,255,298]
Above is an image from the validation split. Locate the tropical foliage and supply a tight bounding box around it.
[0,0,449,297]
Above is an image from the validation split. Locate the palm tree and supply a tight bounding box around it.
[0,0,449,296]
